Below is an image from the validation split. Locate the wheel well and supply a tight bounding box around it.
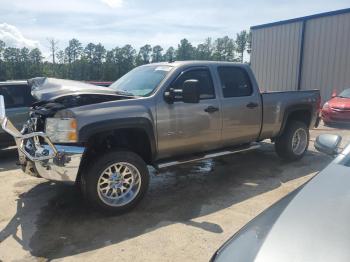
[287,110,311,127]
[83,128,153,165]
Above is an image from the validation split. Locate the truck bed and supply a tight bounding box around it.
[259,90,320,140]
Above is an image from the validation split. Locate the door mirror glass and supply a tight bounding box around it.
[182,79,200,103]
[314,134,342,156]
[0,95,6,123]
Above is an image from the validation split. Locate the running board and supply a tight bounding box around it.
[155,143,260,169]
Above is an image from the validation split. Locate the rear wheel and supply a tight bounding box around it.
[82,150,149,214]
[275,121,309,161]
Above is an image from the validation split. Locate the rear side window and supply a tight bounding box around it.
[218,67,253,97]
[0,85,35,108]
[172,69,215,100]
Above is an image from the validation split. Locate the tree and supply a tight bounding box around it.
[151,45,163,63]
[137,44,152,65]
[47,38,59,76]
[3,47,20,79]
[104,50,117,80]
[65,38,83,63]
[65,38,83,79]
[28,48,43,77]
[0,40,5,61]
[19,47,30,78]
[0,30,253,81]
[235,30,248,62]
[196,37,213,60]
[213,36,235,61]
[163,47,175,62]
[93,43,106,80]
[176,39,195,60]
[83,43,106,80]
[0,40,6,80]
[246,31,252,56]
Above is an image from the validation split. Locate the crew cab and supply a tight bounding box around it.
[0,61,320,213]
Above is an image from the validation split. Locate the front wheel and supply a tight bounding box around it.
[275,121,309,161]
[82,150,149,214]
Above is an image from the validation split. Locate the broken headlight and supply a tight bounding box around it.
[45,118,78,143]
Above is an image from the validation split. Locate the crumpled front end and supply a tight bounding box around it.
[0,95,84,184]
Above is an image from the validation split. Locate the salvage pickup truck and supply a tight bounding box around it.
[0,61,320,213]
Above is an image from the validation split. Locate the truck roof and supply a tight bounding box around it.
[146,60,248,67]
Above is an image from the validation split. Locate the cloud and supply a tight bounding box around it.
[0,23,39,49]
[101,0,123,8]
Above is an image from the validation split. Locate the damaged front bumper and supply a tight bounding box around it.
[0,96,84,184]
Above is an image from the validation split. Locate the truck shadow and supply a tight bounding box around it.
[0,143,332,260]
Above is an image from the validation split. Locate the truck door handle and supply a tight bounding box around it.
[204,106,219,113]
[246,102,258,109]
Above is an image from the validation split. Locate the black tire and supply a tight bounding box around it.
[81,150,149,214]
[275,121,309,161]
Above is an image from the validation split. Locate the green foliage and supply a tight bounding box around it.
[235,30,248,62]
[151,45,164,63]
[0,31,251,81]
[176,39,195,60]
[213,36,235,61]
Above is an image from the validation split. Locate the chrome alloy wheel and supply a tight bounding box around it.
[97,162,141,207]
[292,128,308,155]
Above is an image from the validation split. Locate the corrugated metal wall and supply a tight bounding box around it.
[301,13,350,101]
[251,22,303,92]
[251,10,350,102]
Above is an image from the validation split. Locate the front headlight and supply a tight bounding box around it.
[323,102,329,110]
[45,118,78,143]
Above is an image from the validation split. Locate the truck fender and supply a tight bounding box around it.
[278,104,313,137]
[79,117,157,159]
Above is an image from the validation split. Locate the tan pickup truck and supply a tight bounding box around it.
[0,61,320,213]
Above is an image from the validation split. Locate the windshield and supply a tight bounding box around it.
[109,65,173,96]
[338,88,350,98]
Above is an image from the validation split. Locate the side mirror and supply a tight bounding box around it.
[0,95,5,124]
[182,79,200,103]
[314,134,342,156]
[164,79,200,104]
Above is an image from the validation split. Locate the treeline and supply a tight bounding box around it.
[0,30,251,81]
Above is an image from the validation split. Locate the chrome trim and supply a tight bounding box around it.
[157,143,260,169]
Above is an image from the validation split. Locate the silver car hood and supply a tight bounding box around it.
[215,162,350,262]
[29,77,119,101]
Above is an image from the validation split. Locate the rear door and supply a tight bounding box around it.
[217,66,262,146]
[156,67,222,158]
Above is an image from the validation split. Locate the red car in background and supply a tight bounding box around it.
[321,88,350,125]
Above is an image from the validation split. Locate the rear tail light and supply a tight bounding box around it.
[317,94,321,112]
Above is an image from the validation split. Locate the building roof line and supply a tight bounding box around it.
[251,8,350,30]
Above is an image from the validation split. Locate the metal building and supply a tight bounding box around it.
[250,8,350,102]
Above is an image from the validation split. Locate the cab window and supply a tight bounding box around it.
[172,68,215,100]
[218,67,253,97]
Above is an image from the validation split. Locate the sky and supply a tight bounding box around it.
[0,0,349,58]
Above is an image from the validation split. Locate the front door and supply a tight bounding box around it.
[156,67,221,159]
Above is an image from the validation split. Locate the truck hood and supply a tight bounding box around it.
[29,77,120,101]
